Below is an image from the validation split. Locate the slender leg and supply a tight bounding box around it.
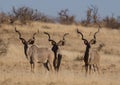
[85,64,88,76]
[53,53,57,70]
[49,61,54,72]
[30,57,34,73]
[33,62,35,73]
[93,64,96,72]
[96,64,100,74]
[30,64,33,72]
[56,54,62,72]
[30,63,35,73]
[89,65,91,75]
[43,61,50,71]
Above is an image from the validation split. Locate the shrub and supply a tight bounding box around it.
[11,6,54,24]
[81,5,99,26]
[12,6,36,24]
[58,9,75,25]
[102,15,120,29]
[0,12,10,24]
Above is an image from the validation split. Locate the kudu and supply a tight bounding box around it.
[44,32,69,72]
[15,28,54,72]
[77,26,101,75]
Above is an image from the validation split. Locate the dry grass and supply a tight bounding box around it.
[0,22,120,85]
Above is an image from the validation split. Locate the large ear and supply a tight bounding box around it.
[15,27,27,44]
[77,29,88,45]
[57,33,69,46]
[44,32,56,45]
[27,32,37,45]
[57,40,64,46]
[89,39,96,44]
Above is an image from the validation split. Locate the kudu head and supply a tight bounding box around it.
[15,27,37,58]
[77,25,101,48]
[44,32,69,53]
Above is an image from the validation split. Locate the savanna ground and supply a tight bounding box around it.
[0,22,120,85]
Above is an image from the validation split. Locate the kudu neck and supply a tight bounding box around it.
[23,44,28,58]
[52,44,59,59]
[84,44,91,63]
[85,44,91,54]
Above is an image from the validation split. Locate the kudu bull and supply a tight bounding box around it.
[44,32,69,72]
[15,28,54,72]
[77,25,101,75]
